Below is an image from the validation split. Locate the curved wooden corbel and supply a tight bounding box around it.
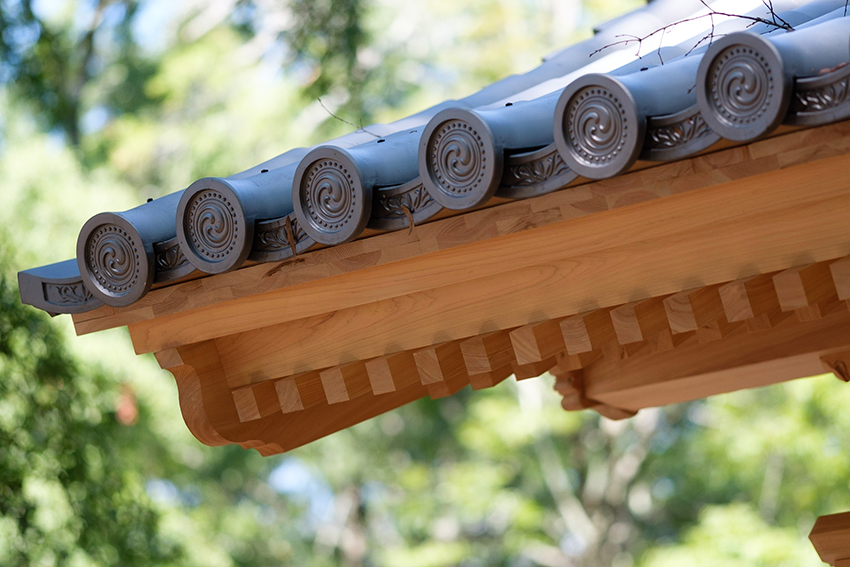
[553,368,637,421]
[154,348,230,448]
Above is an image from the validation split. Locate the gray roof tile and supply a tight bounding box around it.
[19,0,850,314]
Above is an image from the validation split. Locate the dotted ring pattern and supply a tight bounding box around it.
[86,224,140,295]
[566,87,628,166]
[709,45,773,125]
[186,191,238,261]
[302,160,356,232]
[428,121,486,196]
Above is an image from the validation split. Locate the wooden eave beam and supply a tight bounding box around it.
[68,121,850,453]
[148,151,850,385]
[197,252,850,451]
[76,121,850,341]
[585,306,850,411]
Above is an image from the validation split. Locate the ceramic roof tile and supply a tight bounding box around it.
[19,0,850,314]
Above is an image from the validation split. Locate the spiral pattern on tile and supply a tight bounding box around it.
[185,190,238,261]
[708,45,773,126]
[300,159,356,232]
[565,87,628,166]
[85,224,141,295]
[427,120,487,197]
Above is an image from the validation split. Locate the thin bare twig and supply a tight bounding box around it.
[759,0,794,29]
[589,1,795,64]
[658,25,666,64]
[685,31,715,58]
[400,204,415,235]
[317,98,380,137]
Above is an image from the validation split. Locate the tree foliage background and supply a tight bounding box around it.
[1,0,849,565]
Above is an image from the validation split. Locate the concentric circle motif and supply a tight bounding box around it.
[708,45,773,126]
[85,224,141,296]
[301,160,356,233]
[566,87,628,166]
[186,191,238,261]
[427,120,487,196]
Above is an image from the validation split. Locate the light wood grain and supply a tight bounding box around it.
[810,511,850,566]
[461,330,516,375]
[413,342,469,399]
[720,273,790,332]
[830,257,850,300]
[510,320,566,365]
[320,361,371,404]
[277,371,326,413]
[74,120,850,454]
[556,350,603,372]
[274,377,302,414]
[663,289,699,333]
[79,123,850,353]
[583,307,850,412]
[467,364,513,390]
[665,285,739,343]
[231,380,282,422]
[611,301,650,345]
[170,340,429,454]
[561,309,617,355]
[512,357,558,380]
[168,170,850,371]
[611,296,675,357]
[166,363,230,447]
[164,259,850,451]
[820,348,850,382]
[216,155,850,382]
[774,261,840,322]
[171,341,282,455]
[553,369,636,421]
[232,386,261,422]
[553,370,584,410]
[365,351,420,395]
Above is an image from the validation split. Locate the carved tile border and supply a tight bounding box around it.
[643,105,720,162]
[497,144,578,199]
[369,178,442,231]
[153,237,194,283]
[787,64,850,126]
[250,214,317,262]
